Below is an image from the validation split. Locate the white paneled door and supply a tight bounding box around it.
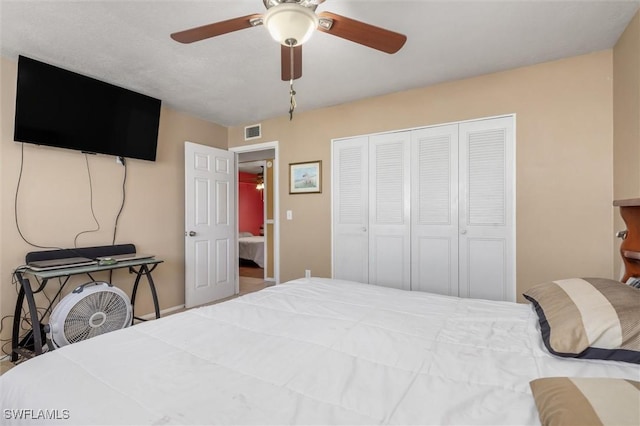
[185,142,237,308]
[332,133,411,290]
[458,117,515,301]
[410,124,460,296]
[332,136,369,284]
[368,132,411,290]
[332,116,515,302]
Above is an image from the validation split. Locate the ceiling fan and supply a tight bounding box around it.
[170,0,407,81]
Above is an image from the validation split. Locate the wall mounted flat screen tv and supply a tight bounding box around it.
[14,55,161,161]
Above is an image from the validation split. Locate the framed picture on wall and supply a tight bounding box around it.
[289,160,322,194]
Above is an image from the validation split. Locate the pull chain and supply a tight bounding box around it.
[287,39,296,120]
[289,80,296,121]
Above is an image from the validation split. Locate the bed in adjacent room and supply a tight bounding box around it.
[1,277,638,425]
[238,232,265,268]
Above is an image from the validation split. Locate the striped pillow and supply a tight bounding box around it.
[530,377,640,426]
[523,278,640,363]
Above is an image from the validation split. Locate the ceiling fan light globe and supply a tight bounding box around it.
[263,3,318,46]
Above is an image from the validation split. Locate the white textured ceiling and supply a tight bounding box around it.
[1,1,638,127]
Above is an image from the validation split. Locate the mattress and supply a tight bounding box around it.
[238,235,265,268]
[1,277,637,425]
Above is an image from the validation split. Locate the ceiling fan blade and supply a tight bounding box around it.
[317,12,407,54]
[281,45,302,81]
[171,14,262,44]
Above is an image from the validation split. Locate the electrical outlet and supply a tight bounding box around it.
[305,269,311,279]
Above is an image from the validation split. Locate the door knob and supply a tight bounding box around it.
[362,227,367,232]
[187,231,196,237]
[460,230,467,235]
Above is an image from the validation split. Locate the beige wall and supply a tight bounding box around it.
[229,51,615,301]
[0,56,227,349]
[613,10,640,277]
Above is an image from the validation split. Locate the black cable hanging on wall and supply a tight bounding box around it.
[14,143,63,250]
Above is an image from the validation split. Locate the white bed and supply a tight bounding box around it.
[1,277,637,425]
[238,235,265,268]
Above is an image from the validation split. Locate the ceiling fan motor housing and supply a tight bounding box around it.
[263,0,325,12]
[48,281,132,348]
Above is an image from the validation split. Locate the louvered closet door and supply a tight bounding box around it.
[458,117,515,302]
[369,132,411,290]
[332,137,369,283]
[411,124,460,295]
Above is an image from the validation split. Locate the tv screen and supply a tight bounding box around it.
[14,55,161,161]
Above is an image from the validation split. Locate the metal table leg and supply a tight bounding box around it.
[130,264,160,321]
[11,272,45,360]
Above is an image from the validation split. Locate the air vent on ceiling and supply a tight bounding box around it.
[244,124,262,141]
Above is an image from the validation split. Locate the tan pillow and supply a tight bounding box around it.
[530,377,640,426]
[523,278,640,363]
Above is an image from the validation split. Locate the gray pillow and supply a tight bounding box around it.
[523,278,640,363]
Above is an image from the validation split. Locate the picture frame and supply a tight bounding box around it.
[289,160,322,194]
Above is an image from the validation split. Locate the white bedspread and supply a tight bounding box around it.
[238,235,264,268]
[1,278,637,425]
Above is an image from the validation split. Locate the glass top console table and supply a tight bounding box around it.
[11,252,163,363]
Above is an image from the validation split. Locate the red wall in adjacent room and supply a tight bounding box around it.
[239,172,263,236]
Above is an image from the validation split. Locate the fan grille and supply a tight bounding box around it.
[63,290,130,344]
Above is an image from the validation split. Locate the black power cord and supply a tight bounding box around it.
[109,156,127,283]
[112,156,127,245]
[15,146,128,259]
[14,143,63,250]
[73,153,101,247]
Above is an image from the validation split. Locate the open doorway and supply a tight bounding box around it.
[238,160,266,278]
[231,142,279,295]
